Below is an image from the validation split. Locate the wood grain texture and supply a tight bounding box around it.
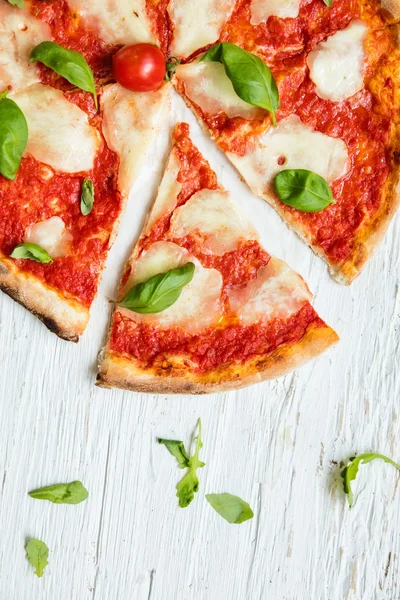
[0,91,399,600]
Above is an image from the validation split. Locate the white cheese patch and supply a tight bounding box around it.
[25,217,72,258]
[176,61,263,120]
[101,84,169,197]
[118,241,223,333]
[228,257,312,325]
[307,21,367,103]
[0,3,51,92]
[169,189,259,256]
[66,0,154,45]
[228,114,349,198]
[127,241,190,289]
[169,0,236,57]
[11,84,100,173]
[250,0,300,25]
[145,150,182,233]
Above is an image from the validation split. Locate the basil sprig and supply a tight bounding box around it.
[274,169,334,212]
[206,493,254,524]
[158,439,190,468]
[10,243,53,264]
[118,262,195,314]
[29,481,89,505]
[341,453,400,508]
[7,0,24,6]
[80,178,94,216]
[25,538,49,578]
[201,42,279,125]
[30,42,98,109]
[0,91,28,180]
[323,0,333,5]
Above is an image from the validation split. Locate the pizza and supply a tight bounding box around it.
[173,0,400,283]
[97,123,338,393]
[0,1,168,341]
[1,0,398,392]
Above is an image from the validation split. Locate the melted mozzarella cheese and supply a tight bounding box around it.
[228,257,311,325]
[176,62,263,120]
[169,0,236,57]
[228,114,349,198]
[118,241,223,333]
[126,241,190,289]
[250,0,300,25]
[66,0,154,45]
[307,21,367,102]
[169,189,259,255]
[12,84,100,172]
[101,84,169,197]
[0,3,51,92]
[25,217,72,258]
[145,150,182,233]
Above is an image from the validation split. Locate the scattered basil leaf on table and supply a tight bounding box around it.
[341,453,400,508]
[176,419,205,508]
[10,243,53,264]
[118,262,195,314]
[201,42,279,126]
[30,41,98,109]
[159,419,205,508]
[206,493,254,524]
[80,178,95,216]
[274,169,334,212]
[25,538,49,578]
[28,480,89,505]
[7,0,24,7]
[158,439,190,468]
[0,91,28,180]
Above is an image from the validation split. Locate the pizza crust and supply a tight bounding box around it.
[0,259,89,342]
[380,0,400,23]
[96,322,339,394]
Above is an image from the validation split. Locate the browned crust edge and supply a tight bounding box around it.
[0,259,89,342]
[96,323,339,394]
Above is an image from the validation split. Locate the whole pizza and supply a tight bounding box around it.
[0,0,399,393]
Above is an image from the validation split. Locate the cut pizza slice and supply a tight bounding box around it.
[97,123,338,394]
[0,2,169,341]
[174,2,400,284]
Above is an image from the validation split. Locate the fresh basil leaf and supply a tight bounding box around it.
[323,0,333,6]
[10,243,53,264]
[28,480,89,505]
[80,178,94,216]
[341,453,400,508]
[158,439,190,468]
[25,538,49,578]
[30,41,98,109]
[165,56,181,81]
[7,0,24,7]
[176,419,205,508]
[118,262,195,314]
[274,169,334,212]
[201,42,279,125]
[0,91,28,180]
[206,493,254,524]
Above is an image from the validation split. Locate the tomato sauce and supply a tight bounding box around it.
[110,302,323,373]
[109,124,322,373]
[179,0,396,265]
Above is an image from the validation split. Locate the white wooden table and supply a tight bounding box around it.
[0,91,399,600]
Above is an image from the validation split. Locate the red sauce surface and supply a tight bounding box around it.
[110,301,323,373]
[110,124,323,373]
[0,136,122,306]
[179,0,396,265]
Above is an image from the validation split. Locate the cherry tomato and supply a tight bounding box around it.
[112,43,166,92]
